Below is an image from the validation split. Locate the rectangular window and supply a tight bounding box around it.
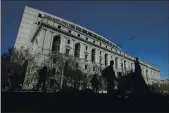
[85,54,88,61]
[100,51,101,55]
[38,13,42,18]
[86,46,88,50]
[86,37,88,41]
[93,67,95,71]
[93,40,95,43]
[78,34,80,37]
[53,58,57,64]
[100,59,102,64]
[67,39,70,44]
[66,49,70,56]
[68,30,71,33]
[58,25,61,29]
[85,65,88,70]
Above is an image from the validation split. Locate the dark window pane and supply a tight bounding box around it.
[38,13,42,18]
[68,30,71,33]
[85,65,88,70]
[91,49,95,62]
[67,39,70,44]
[93,67,95,71]
[66,49,70,56]
[58,25,61,29]
[86,46,88,50]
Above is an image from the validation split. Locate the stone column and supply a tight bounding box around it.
[71,39,75,56]
[107,53,111,66]
[88,46,92,62]
[49,31,55,53]
[43,30,54,55]
[80,42,85,60]
[95,49,99,64]
[59,35,66,54]
[38,28,47,51]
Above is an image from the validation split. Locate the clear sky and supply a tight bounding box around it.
[2,1,169,80]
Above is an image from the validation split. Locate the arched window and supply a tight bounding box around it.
[52,35,61,53]
[115,57,118,68]
[105,54,108,66]
[74,43,80,58]
[91,49,96,62]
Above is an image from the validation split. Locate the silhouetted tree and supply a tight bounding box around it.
[1,47,37,91]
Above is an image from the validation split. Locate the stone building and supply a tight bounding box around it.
[14,6,160,85]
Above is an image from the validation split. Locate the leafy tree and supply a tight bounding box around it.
[1,46,40,91]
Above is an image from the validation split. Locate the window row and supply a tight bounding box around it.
[56,25,132,59]
[51,35,135,70]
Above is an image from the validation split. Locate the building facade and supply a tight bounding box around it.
[15,6,160,85]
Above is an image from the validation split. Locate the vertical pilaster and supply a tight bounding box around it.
[43,30,54,55]
[107,53,111,66]
[71,39,75,56]
[96,49,99,64]
[80,42,84,59]
[49,31,54,53]
[88,46,92,62]
[60,35,66,54]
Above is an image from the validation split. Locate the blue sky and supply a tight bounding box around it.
[2,1,169,80]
